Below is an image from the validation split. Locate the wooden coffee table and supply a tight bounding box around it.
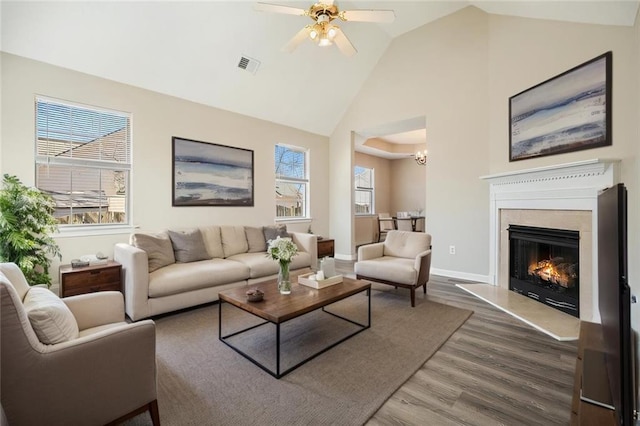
[218,276,371,378]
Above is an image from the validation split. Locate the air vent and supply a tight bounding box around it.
[238,55,260,74]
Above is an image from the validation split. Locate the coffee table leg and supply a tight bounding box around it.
[276,323,281,378]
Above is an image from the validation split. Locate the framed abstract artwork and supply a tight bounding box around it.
[509,51,612,162]
[172,137,254,206]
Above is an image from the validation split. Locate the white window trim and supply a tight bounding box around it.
[34,95,133,230]
[355,166,375,216]
[275,143,310,220]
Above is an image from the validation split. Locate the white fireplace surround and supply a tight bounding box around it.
[481,159,620,322]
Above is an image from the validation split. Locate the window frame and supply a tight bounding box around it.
[354,166,375,216]
[34,96,133,233]
[275,143,310,221]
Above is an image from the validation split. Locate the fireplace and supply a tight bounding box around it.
[508,225,579,317]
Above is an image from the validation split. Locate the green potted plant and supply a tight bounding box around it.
[0,174,61,286]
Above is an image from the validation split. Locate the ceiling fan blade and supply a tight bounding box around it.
[333,27,357,57]
[254,2,306,16]
[341,9,395,23]
[282,26,311,53]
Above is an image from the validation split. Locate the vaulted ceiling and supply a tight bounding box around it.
[2,1,638,139]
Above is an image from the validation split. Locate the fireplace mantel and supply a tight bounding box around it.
[480,159,620,322]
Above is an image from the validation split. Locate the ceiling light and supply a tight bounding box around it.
[309,29,318,40]
[318,36,332,47]
[327,26,337,39]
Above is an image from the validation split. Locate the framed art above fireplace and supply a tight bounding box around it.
[509,51,612,162]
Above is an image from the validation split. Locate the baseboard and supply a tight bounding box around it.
[430,268,490,284]
[335,253,356,261]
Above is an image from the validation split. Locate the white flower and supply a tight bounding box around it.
[266,237,298,263]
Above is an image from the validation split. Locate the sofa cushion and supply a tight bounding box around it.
[148,259,249,298]
[221,226,249,258]
[168,229,211,263]
[131,232,176,272]
[355,256,417,285]
[263,224,289,243]
[228,251,312,278]
[200,226,224,259]
[245,226,267,253]
[383,231,431,259]
[23,287,79,344]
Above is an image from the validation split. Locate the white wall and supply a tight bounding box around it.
[1,53,330,280]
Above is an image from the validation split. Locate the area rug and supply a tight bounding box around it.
[125,286,473,425]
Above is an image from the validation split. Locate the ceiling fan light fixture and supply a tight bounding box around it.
[327,25,337,39]
[318,34,332,46]
[309,28,318,39]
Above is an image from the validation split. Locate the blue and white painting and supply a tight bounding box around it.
[510,53,611,161]
[172,137,253,206]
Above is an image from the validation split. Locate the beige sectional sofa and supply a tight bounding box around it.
[114,225,317,320]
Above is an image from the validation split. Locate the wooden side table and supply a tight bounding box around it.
[59,261,122,297]
[317,238,335,258]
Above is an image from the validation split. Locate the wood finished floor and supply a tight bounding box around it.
[335,260,577,426]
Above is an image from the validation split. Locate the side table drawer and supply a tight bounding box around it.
[64,282,121,297]
[317,239,335,258]
[63,267,120,289]
[59,262,122,298]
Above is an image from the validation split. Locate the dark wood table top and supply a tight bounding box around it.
[219,275,370,324]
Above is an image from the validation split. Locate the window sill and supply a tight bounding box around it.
[54,224,135,238]
[275,218,312,224]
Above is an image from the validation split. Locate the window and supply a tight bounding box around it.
[355,166,374,215]
[35,97,131,227]
[275,144,308,219]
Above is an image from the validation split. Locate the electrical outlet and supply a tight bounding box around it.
[449,245,456,255]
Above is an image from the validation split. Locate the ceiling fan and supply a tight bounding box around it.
[254,1,395,57]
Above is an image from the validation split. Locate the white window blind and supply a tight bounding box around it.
[35,97,132,226]
[275,144,309,219]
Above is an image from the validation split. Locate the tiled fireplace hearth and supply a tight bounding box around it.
[481,159,620,324]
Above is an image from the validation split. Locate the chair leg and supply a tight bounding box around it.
[423,283,427,294]
[410,288,416,307]
[150,400,160,426]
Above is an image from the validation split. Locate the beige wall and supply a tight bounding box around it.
[331,6,638,281]
[331,6,490,270]
[1,53,330,279]
[390,158,426,216]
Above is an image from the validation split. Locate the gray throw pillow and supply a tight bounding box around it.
[168,229,211,263]
[263,225,289,243]
[245,226,267,253]
[132,232,176,272]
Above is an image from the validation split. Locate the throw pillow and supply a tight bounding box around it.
[200,226,224,258]
[263,224,289,243]
[168,229,211,263]
[24,287,79,344]
[220,226,249,258]
[245,226,267,253]
[132,232,176,272]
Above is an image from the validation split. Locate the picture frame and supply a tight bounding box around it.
[509,51,612,162]
[172,136,254,206]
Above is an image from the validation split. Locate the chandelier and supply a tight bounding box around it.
[414,150,427,165]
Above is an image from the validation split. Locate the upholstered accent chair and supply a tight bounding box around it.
[0,263,160,426]
[355,231,432,307]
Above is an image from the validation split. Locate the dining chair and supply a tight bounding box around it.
[377,213,395,242]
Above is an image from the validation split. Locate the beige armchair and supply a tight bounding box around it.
[0,263,159,426]
[355,230,432,307]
